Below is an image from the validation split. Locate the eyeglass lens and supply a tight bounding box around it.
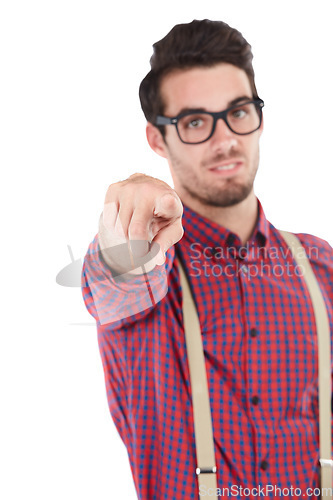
[177,102,261,143]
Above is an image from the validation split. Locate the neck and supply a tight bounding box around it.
[181,190,258,244]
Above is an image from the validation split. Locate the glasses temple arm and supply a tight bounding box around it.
[155,116,176,126]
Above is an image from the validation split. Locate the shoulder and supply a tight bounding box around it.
[293,232,333,267]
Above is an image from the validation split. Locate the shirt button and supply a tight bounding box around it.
[260,460,269,471]
[251,395,260,405]
[241,265,248,274]
[211,247,219,258]
[250,328,258,338]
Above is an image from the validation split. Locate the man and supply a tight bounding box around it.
[82,19,333,499]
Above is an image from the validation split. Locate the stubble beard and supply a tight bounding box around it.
[183,176,255,207]
[169,150,259,208]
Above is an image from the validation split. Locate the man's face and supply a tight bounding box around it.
[157,63,263,208]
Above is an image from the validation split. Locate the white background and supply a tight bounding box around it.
[1,1,332,499]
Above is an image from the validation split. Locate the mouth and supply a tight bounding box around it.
[208,161,243,176]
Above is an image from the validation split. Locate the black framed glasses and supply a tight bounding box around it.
[155,98,264,144]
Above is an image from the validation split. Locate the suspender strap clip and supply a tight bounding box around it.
[196,466,217,475]
[320,459,333,468]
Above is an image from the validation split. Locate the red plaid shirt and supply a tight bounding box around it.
[82,200,333,499]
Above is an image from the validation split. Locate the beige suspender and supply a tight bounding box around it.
[280,231,332,494]
[179,262,218,498]
[179,231,332,498]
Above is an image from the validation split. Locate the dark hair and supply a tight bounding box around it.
[139,19,259,135]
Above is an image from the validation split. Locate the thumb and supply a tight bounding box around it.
[154,192,182,219]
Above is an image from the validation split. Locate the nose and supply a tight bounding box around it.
[210,117,238,154]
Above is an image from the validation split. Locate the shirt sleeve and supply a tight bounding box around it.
[81,234,176,329]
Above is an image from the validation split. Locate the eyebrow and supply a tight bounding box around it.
[174,95,253,117]
[229,95,253,106]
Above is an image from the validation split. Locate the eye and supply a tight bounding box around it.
[178,113,210,134]
[231,108,247,119]
[187,118,204,129]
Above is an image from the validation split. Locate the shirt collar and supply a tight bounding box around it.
[181,198,270,251]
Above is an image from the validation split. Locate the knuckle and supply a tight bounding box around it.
[128,173,148,181]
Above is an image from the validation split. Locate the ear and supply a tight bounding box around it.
[146,122,168,159]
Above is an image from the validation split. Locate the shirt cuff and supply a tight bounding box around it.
[82,235,175,326]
